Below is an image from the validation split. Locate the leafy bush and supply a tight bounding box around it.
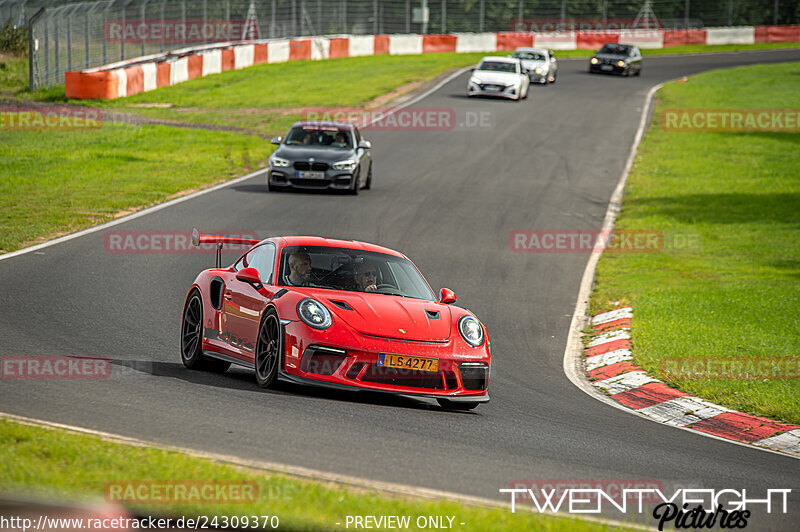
[0,21,26,54]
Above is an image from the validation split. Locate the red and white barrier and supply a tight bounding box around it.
[65,25,800,100]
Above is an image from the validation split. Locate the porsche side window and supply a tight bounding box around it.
[234,244,276,284]
[248,244,276,285]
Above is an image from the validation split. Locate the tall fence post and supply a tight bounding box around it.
[141,0,148,58]
[28,7,46,92]
[270,0,275,38]
[684,0,689,28]
[479,0,484,32]
[66,7,72,71]
[441,0,445,33]
[84,7,89,69]
[372,0,377,35]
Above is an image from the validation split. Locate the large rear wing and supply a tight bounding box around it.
[191,228,262,268]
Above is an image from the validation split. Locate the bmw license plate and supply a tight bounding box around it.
[601,65,613,71]
[378,353,438,372]
[296,171,325,179]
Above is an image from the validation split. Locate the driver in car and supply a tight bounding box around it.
[353,260,378,292]
[285,251,312,286]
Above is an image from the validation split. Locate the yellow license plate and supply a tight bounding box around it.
[378,353,438,372]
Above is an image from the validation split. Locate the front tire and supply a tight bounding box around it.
[437,398,479,411]
[254,309,281,388]
[349,171,360,195]
[364,163,372,190]
[181,290,230,372]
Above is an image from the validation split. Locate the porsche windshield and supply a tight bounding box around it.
[278,246,436,300]
[477,61,517,73]
[284,126,353,148]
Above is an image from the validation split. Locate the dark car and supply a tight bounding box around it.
[589,43,642,76]
[267,121,372,193]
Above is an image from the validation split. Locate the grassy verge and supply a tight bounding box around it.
[590,62,800,424]
[19,43,800,133]
[0,124,270,252]
[59,52,492,135]
[0,51,26,93]
[0,419,632,532]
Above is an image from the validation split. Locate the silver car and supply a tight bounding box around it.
[512,47,558,84]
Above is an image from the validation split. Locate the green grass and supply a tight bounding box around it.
[0,123,271,252]
[30,53,493,135]
[0,419,634,532]
[20,43,800,134]
[590,61,800,425]
[0,51,27,93]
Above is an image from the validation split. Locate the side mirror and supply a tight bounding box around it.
[439,288,457,304]
[270,136,282,145]
[358,139,372,149]
[469,66,476,72]
[236,267,263,288]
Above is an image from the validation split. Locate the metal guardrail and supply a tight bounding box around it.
[10,0,797,90]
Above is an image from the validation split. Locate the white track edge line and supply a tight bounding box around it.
[0,67,470,264]
[559,80,800,462]
[0,412,655,531]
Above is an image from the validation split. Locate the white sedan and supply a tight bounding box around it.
[467,57,530,101]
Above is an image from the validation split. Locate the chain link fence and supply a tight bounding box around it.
[6,0,799,90]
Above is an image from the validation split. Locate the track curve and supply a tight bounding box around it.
[2,49,799,529]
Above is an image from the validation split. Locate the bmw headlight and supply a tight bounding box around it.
[297,298,332,329]
[534,67,544,74]
[270,155,290,168]
[617,60,626,67]
[458,315,484,347]
[332,160,357,171]
[590,57,599,65]
[469,76,482,86]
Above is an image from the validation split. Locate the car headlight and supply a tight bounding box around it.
[297,298,332,329]
[458,315,484,347]
[617,60,626,67]
[270,156,290,168]
[534,67,543,74]
[590,57,599,65]
[332,160,357,171]
[469,76,482,86]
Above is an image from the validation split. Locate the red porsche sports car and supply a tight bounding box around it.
[181,231,491,410]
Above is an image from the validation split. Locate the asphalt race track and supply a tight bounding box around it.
[2,49,799,529]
